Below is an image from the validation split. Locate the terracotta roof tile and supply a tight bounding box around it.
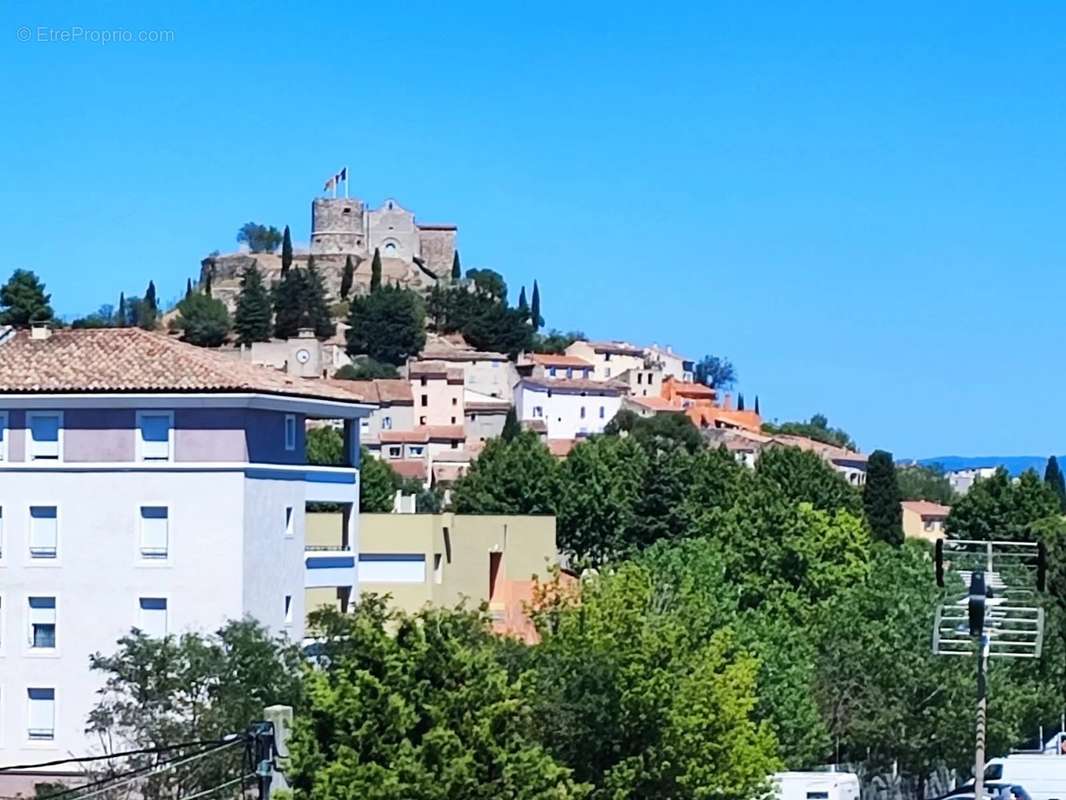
[626,396,681,412]
[519,377,623,395]
[901,500,951,517]
[528,353,593,368]
[389,459,428,480]
[548,438,576,457]
[0,328,367,403]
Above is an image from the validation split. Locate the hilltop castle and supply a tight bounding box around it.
[200,196,458,311]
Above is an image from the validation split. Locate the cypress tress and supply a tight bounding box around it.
[340,255,355,300]
[737,393,745,411]
[530,280,542,331]
[117,293,127,327]
[281,225,293,276]
[234,264,273,345]
[370,248,382,293]
[305,258,335,338]
[451,250,461,281]
[185,278,193,300]
[1045,455,1066,512]
[518,286,529,318]
[754,395,760,415]
[863,449,903,546]
[501,407,521,442]
[141,281,158,330]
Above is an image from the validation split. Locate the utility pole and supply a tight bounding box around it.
[248,721,275,800]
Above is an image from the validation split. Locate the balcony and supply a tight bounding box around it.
[305,546,355,589]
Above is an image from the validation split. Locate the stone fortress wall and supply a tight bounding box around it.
[201,196,457,313]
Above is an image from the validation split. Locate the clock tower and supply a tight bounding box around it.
[286,329,324,378]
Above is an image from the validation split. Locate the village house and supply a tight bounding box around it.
[564,340,645,381]
[901,499,951,541]
[514,376,623,440]
[407,361,465,428]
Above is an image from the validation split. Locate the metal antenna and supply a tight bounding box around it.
[933,539,1047,800]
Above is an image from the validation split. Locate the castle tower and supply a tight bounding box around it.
[310,198,367,256]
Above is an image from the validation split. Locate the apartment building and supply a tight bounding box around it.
[564,340,645,381]
[408,361,464,427]
[420,337,517,402]
[517,353,594,381]
[514,377,623,440]
[0,327,370,785]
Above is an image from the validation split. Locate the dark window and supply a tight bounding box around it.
[421,395,428,407]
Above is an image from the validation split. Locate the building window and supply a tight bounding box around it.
[284,414,297,452]
[547,390,553,398]
[382,416,393,430]
[27,412,62,461]
[285,506,294,537]
[138,598,168,637]
[419,416,427,425]
[605,368,611,377]
[136,411,173,462]
[284,595,293,625]
[421,394,429,407]
[451,416,457,424]
[28,597,56,649]
[0,411,7,461]
[409,446,424,457]
[532,406,543,418]
[580,407,586,419]
[139,506,169,560]
[0,506,4,559]
[29,506,58,559]
[27,688,55,741]
[600,406,605,418]
[420,377,428,387]
[637,373,643,385]
[451,397,457,406]
[451,441,459,449]
[387,446,402,458]
[433,553,444,584]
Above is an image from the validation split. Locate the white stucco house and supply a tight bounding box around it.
[514,377,623,440]
[0,326,372,793]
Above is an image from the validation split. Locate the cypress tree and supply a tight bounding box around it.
[140,281,158,330]
[501,407,521,442]
[305,259,335,339]
[273,267,306,340]
[737,393,745,411]
[518,286,529,319]
[755,395,760,415]
[530,280,542,331]
[205,271,213,297]
[185,278,193,300]
[281,225,293,276]
[370,248,382,293]
[451,250,461,281]
[1045,455,1066,512]
[863,449,903,546]
[117,293,127,327]
[234,265,273,345]
[340,255,355,300]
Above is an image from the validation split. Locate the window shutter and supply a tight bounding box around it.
[29,507,57,557]
[139,414,171,460]
[28,689,55,738]
[140,507,168,558]
[29,415,60,459]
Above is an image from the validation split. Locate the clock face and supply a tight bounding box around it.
[295,349,311,364]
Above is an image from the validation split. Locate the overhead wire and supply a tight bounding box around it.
[0,737,236,773]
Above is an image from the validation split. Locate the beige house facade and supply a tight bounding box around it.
[564,340,646,381]
[901,500,951,542]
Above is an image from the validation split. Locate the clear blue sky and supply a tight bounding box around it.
[2,1,1065,459]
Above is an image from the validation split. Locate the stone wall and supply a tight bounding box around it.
[310,198,367,255]
[418,227,456,277]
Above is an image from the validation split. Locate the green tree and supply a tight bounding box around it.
[737,392,745,411]
[370,247,382,292]
[763,414,856,451]
[693,355,736,389]
[117,292,127,327]
[360,452,400,512]
[237,222,282,253]
[0,269,54,326]
[281,225,293,275]
[345,285,426,366]
[897,464,956,505]
[304,258,334,338]
[518,285,529,319]
[71,304,115,329]
[755,395,760,415]
[946,468,1061,541]
[451,431,561,514]
[533,329,585,354]
[234,264,273,345]
[273,267,308,340]
[340,255,355,299]
[87,619,303,800]
[754,446,864,516]
[306,426,344,466]
[465,268,507,300]
[451,249,461,281]
[333,359,400,380]
[530,279,543,330]
[174,293,231,347]
[289,603,584,800]
[205,271,213,296]
[501,406,521,441]
[185,278,193,300]
[1046,456,1066,512]
[604,409,705,454]
[144,280,158,326]
[863,449,903,546]
[557,435,649,565]
[526,560,779,799]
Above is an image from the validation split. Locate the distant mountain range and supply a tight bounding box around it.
[913,456,1056,477]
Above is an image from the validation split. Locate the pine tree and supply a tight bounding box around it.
[451,250,461,281]
[281,225,293,276]
[737,393,745,411]
[863,449,903,546]
[340,255,355,300]
[205,271,213,297]
[1045,455,1066,512]
[140,281,158,330]
[501,407,521,442]
[273,268,306,340]
[530,280,542,331]
[185,278,193,300]
[305,259,335,339]
[755,395,760,415]
[0,269,54,327]
[117,293,127,327]
[234,265,273,345]
[518,286,529,319]
[370,248,382,293]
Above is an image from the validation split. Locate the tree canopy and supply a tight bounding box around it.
[237,222,283,253]
[234,264,273,345]
[0,269,54,326]
[693,355,736,389]
[174,292,231,347]
[863,449,903,546]
[345,284,427,366]
[451,431,561,515]
[946,468,1061,541]
[897,463,956,505]
[762,413,857,451]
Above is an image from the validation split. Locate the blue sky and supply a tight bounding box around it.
[2,1,1065,458]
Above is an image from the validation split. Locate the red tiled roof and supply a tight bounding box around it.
[0,328,369,403]
[548,438,576,457]
[390,459,428,480]
[519,377,623,395]
[322,378,413,405]
[901,500,951,518]
[626,396,681,412]
[408,361,449,378]
[672,381,715,399]
[529,353,593,368]
[379,424,465,444]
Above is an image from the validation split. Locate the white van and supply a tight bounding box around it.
[772,771,861,800]
[984,755,1066,800]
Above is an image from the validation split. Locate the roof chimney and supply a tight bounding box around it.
[30,324,52,341]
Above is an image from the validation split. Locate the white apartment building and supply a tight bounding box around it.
[514,377,623,440]
[0,327,371,791]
